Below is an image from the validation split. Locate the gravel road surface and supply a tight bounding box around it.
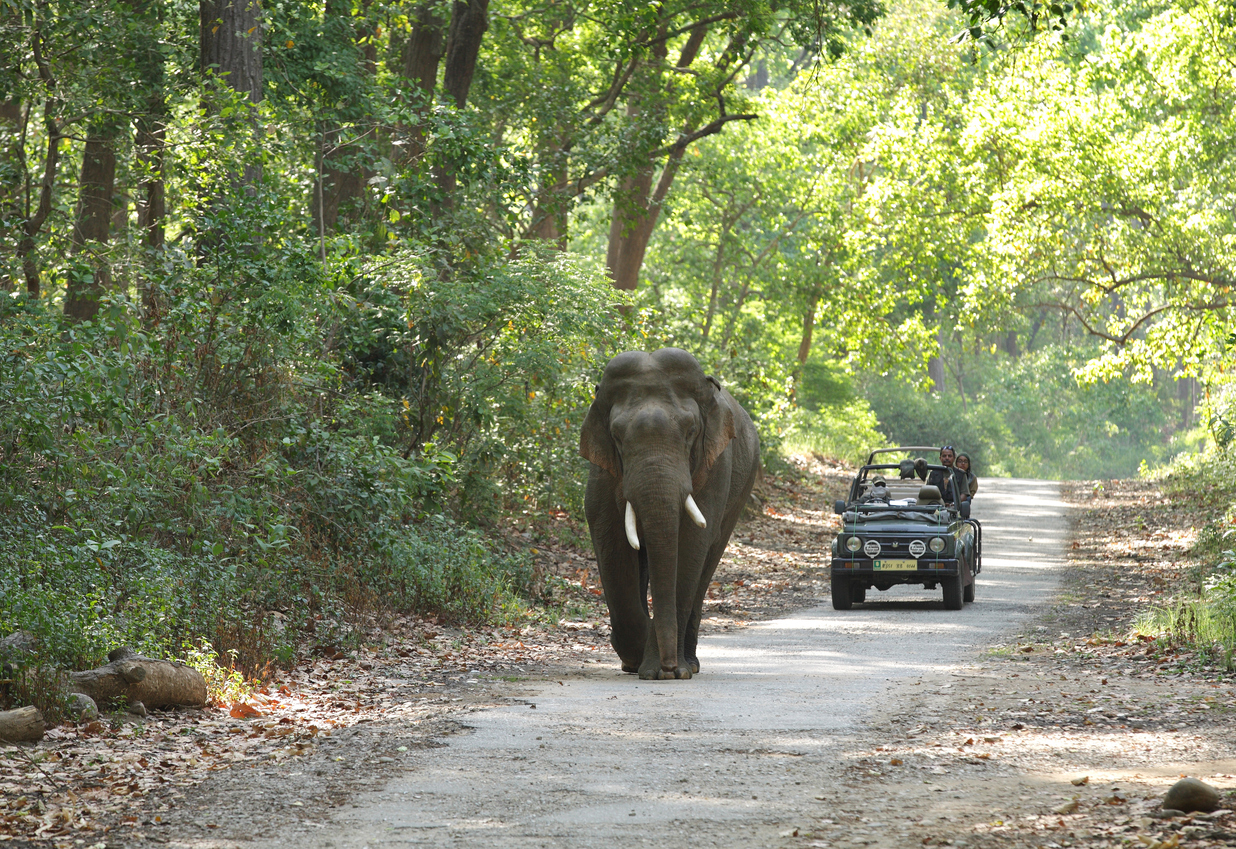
[267,478,1068,849]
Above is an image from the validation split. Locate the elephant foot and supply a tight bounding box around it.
[638,665,692,680]
[621,663,639,674]
[687,657,700,674]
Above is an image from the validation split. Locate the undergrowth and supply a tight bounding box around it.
[1137,445,1236,671]
[0,244,621,716]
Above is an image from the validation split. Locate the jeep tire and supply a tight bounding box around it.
[942,575,963,610]
[831,576,853,611]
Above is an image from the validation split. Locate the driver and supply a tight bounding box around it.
[925,445,966,505]
[924,445,955,490]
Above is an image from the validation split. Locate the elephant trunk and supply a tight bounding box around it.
[639,513,681,676]
[624,470,695,677]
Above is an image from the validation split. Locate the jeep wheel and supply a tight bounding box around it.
[851,584,867,604]
[831,576,853,611]
[942,575,963,610]
[963,575,975,603]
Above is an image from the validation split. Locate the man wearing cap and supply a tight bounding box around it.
[861,475,890,504]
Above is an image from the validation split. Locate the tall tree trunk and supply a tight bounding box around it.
[604,27,705,291]
[200,0,263,103]
[17,98,59,298]
[443,0,489,108]
[433,0,489,206]
[313,0,378,239]
[131,0,166,318]
[135,109,166,312]
[928,323,947,393]
[700,231,729,344]
[17,22,61,298]
[797,281,824,367]
[0,97,22,291]
[65,127,117,320]
[200,0,263,182]
[525,144,568,246]
[400,2,447,165]
[927,355,946,393]
[997,329,1018,357]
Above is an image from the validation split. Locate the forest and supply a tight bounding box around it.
[2,0,1235,695]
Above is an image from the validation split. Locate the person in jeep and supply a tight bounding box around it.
[924,445,955,493]
[922,445,972,506]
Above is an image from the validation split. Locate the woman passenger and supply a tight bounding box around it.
[953,453,978,503]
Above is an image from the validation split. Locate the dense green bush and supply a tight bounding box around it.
[0,242,621,694]
[338,246,627,519]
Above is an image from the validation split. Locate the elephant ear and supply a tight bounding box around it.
[580,399,621,481]
[692,375,736,492]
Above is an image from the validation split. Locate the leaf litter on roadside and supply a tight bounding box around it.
[0,461,845,846]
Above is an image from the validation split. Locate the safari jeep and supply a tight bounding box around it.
[830,447,982,611]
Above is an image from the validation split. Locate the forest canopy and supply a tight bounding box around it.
[1,0,1233,673]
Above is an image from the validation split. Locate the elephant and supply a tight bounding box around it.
[580,348,760,680]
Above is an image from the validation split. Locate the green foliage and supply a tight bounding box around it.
[1137,594,1236,674]
[344,246,628,519]
[0,269,545,677]
[780,358,883,464]
[7,0,1236,690]
[357,516,533,624]
[180,641,253,707]
[781,402,884,466]
[859,344,1184,479]
[1134,443,1236,671]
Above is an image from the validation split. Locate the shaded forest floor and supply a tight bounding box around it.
[2,465,1235,848]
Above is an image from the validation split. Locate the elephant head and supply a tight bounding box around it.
[580,348,755,679]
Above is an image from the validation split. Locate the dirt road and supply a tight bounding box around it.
[32,471,1228,849]
[201,478,1075,849]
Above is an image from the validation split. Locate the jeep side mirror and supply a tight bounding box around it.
[834,499,846,515]
[960,500,971,519]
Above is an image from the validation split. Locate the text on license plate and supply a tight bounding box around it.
[873,559,918,571]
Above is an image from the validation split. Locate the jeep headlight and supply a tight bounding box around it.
[928,537,946,553]
[845,536,862,552]
[863,539,881,558]
[908,539,927,557]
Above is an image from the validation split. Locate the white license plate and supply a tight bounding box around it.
[873,559,918,571]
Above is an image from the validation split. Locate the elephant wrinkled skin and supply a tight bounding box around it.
[580,348,760,680]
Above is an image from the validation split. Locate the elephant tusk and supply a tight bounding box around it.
[685,494,707,528]
[624,502,640,550]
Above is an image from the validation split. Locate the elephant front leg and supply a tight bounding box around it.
[683,533,729,674]
[598,550,649,674]
[587,489,649,674]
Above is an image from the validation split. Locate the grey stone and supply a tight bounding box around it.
[1163,777,1220,814]
[0,631,36,660]
[67,692,99,722]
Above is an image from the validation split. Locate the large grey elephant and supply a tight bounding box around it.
[580,348,760,680]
